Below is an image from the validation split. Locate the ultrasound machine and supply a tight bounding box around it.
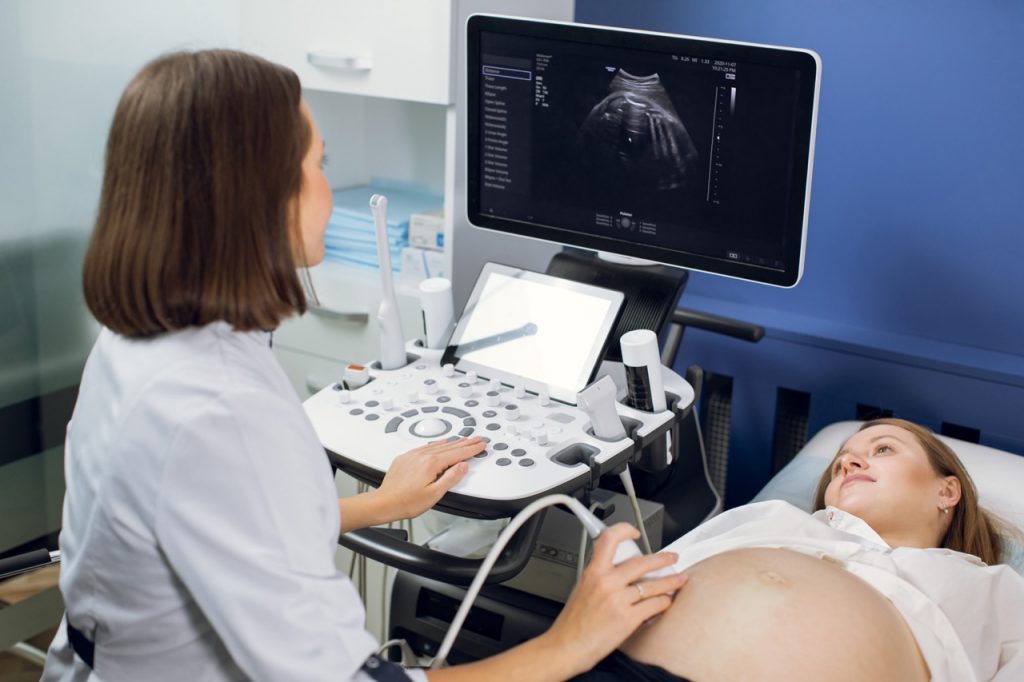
[302,15,820,665]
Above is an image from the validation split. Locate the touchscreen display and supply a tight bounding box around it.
[443,264,623,404]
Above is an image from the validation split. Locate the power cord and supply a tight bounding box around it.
[618,465,653,555]
[692,406,724,520]
[576,501,601,586]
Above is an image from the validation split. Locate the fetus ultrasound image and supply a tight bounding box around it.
[577,70,700,193]
[529,57,720,243]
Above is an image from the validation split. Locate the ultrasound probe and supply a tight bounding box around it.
[370,194,407,370]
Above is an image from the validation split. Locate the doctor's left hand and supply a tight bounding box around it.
[339,437,484,531]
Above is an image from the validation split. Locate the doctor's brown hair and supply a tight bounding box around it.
[812,418,1005,565]
[83,50,310,337]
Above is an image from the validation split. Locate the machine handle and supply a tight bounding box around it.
[338,512,546,586]
[672,308,765,343]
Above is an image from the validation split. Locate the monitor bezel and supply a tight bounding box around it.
[466,14,821,287]
[441,261,625,405]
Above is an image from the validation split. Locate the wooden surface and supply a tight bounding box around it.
[0,565,61,680]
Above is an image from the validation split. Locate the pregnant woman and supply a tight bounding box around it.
[579,418,1024,682]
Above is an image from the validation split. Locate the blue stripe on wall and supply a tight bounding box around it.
[575,1,1024,356]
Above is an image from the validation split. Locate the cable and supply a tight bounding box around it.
[692,406,724,520]
[618,466,652,555]
[431,494,605,669]
[577,524,587,585]
[377,639,421,668]
[575,501,601,586]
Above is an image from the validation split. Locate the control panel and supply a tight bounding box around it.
[304,341,683,517]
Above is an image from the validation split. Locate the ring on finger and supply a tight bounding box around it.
[634,582,646,602]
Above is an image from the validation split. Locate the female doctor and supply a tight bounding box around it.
[40,50,686,682]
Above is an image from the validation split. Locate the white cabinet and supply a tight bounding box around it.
[274,262,424,399]
[241,0,455,104]
[245,0,574,398]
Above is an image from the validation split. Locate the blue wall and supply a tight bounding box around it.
[576,1,1024,504]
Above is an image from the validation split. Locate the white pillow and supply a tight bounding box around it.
[753,421,1024,573]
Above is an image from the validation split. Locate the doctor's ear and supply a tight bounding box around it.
[937,476,962,512]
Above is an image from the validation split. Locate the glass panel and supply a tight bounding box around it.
[0,0,241,560]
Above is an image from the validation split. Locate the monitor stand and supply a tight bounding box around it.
[545,249,688,362]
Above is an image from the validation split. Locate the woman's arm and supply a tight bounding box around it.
[427,523,688,681]
[338,437,485,532]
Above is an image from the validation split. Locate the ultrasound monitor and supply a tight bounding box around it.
[466,16,820,287]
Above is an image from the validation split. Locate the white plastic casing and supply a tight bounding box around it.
[576,375,627,440]
[418,277,455,350]
[619,329,667,413]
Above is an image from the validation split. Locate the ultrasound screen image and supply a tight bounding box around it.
[471,24,815,280]
[578,70,700,193]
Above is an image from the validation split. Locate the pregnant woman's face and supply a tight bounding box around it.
[823,424,959,543]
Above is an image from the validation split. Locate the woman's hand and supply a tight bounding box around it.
[339,437,484,531]
[542,523,688,676]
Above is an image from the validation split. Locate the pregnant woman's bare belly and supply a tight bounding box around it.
[620,547,929,682]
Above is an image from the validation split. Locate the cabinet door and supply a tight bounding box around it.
[274,262,423,365]
[241,0,454,104]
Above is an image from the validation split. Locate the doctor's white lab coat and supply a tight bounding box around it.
[41,322,426,681]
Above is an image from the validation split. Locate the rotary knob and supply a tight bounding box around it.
[443,363,455,378]
[381,398,394,410]
[514,383,527,399]
[467,370,478,384]
[538,386,551,406]
[337,390,351,405]
[457,382,473,398]
[488,378,501,392]
[504,404,520,421]
[423,380,438,395]
[531,425,547,444]
[485,391,501,407]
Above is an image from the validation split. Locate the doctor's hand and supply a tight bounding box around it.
[543,523,688,677]
[338,437,484,532]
